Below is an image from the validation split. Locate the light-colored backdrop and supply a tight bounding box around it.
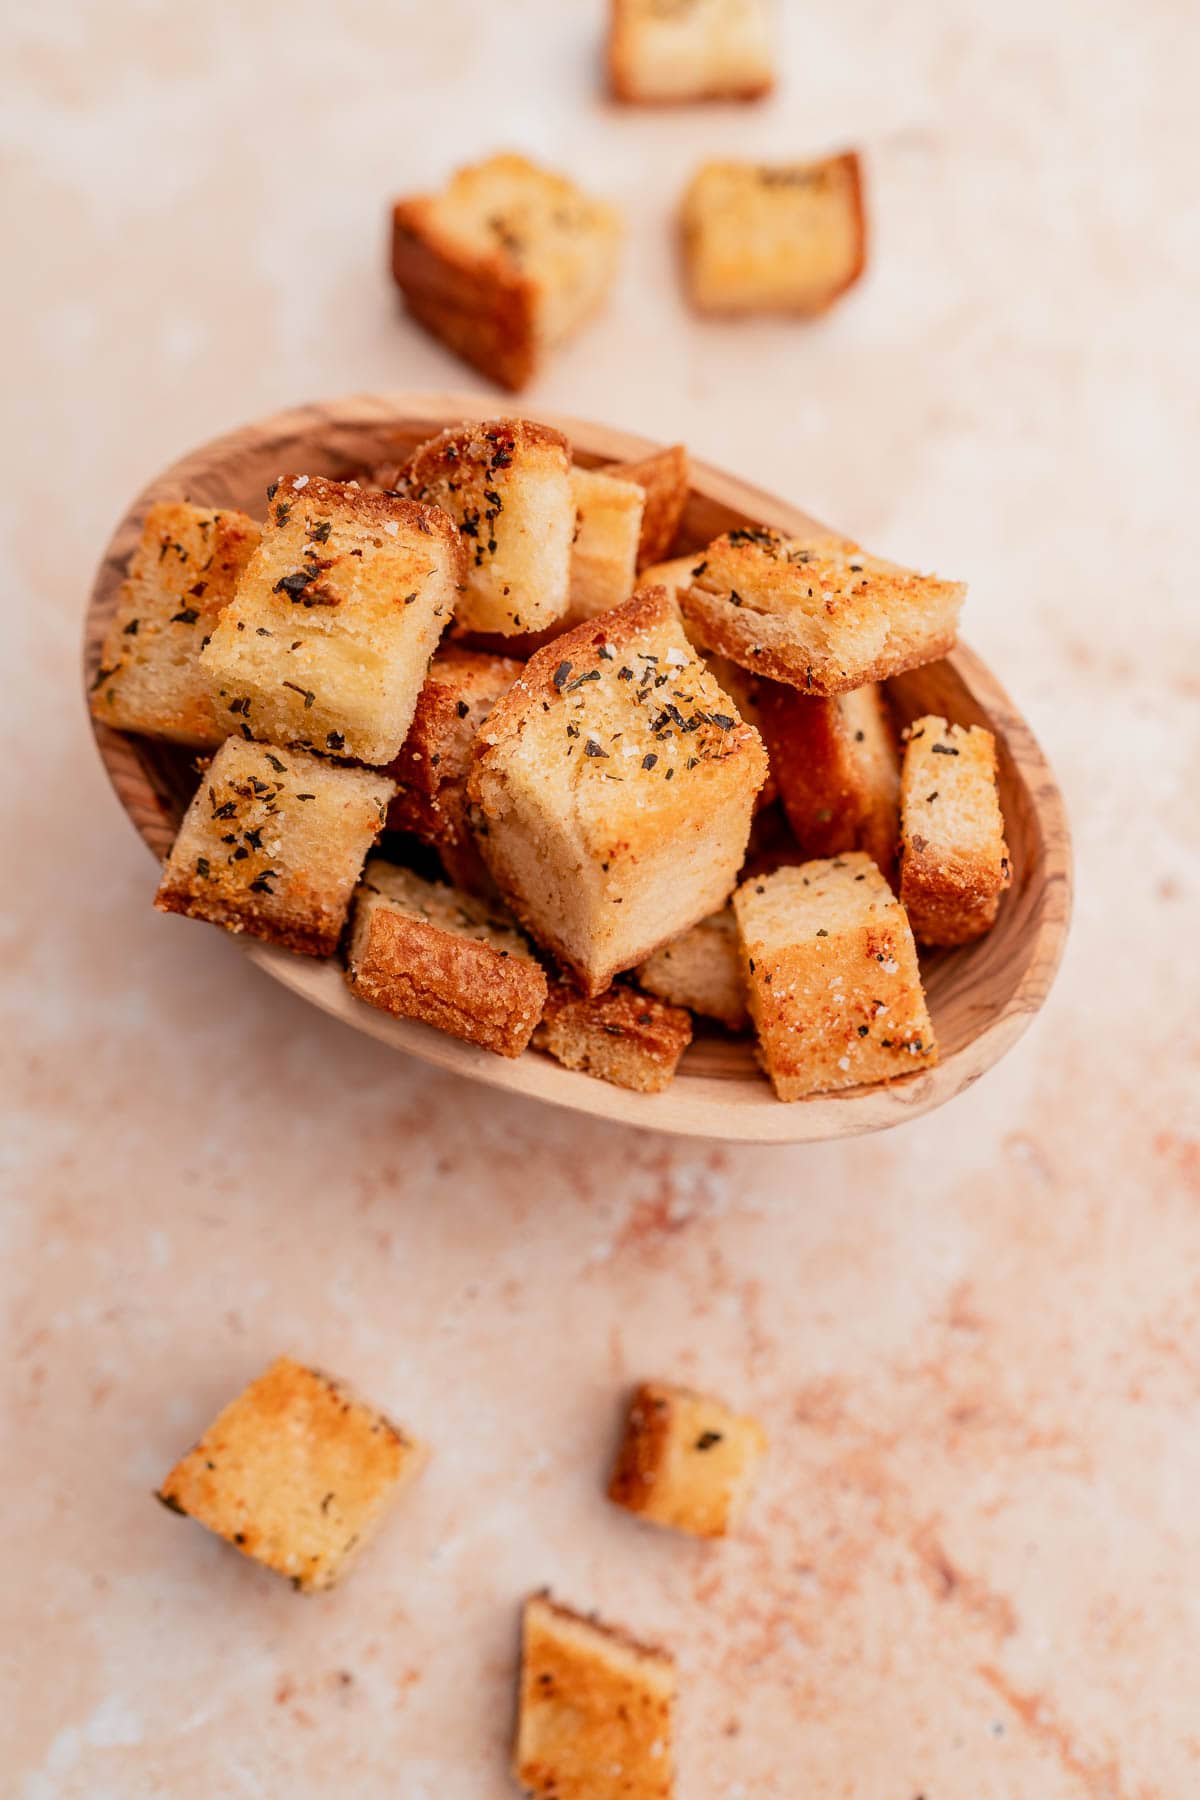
[2,3,1197,1795]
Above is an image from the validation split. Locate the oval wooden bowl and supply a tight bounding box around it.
[83,393,1071,1142]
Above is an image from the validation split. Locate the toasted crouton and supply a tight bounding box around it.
[534,983,692,1093]
[699,650,778,810]
[346,860,547,1056]
[468,586,768,995]
[154,739,393,956]
[515,1592,676,1800]
[635,553,703,597]
[600,445,690,570]
[200,476,463,765]
[90,502,261,747]
[680,526,964,694]
[758,680,900,872]
[402,419,574,635]
[733,854,936,1099]
[636,907,747,1030]
[608,0,775,104]
[391,153,623,391]
[608,1382,766,1537]
[681,153,866,315]
[899,715,1011,945]
[156,1356,424,1591]
[569,467,645,620]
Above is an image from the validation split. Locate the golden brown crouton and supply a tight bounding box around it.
[156,1356,424,1591]
[636,907,747,1030]
[569,467,645,620]
[402,418,574,635]
[733,854,936,1099]
[758,680,900,873]
[608,0,775,104]
[899,715,1011,945]
[468,586,768,995]
[90,502,261,747]
[681,152,866,315]
[391,153,623,391]
[681,525,964,694]
[534,983,692,1093]
[608,1382,767,1537]
[515,1592,676,1800]
[154,739,394,956]
[200,475,463,765]
[600,445,690,570]
[639,553,706,596]
[345,860,547,1057]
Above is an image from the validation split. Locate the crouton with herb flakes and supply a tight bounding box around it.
[608,1382,766,1537]
[535,982,692,1093]
[899,715,1011,945]
[682,152,865,315]
[609,0,776,104]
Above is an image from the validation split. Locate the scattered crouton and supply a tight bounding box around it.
[391,153,623,391]
[636,906,747,1030]
[608,1381,766,1537]
[758,680,900,872]
[569,467,645,620]
[600,444,690,569]
[608,0,775,104]
[156,1356,424,1591]
[899,715,1011,945]
[534,982,693,1092]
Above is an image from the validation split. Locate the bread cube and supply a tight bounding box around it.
[468,586,768,995]
[636,907,747,1031]
[200,475,463,765]
[899,715,1011,945]
[391,153,623,391]
[346,860,547,1057]
[90,502,261,747]
[515,1592,676,1800]
[569,467,645,621]
[156,1356,424,1591]
[733,854,936,1099]
[759,680,900,873]
[402,419,574,635]
[534,982,692,1093]
[681,152,866,315]
[681,526,964,694]
[155,739,394,956]
[700,650,778,811]
[608,0,775,103]
[600,445,690,570]
[608,1381,766,1537]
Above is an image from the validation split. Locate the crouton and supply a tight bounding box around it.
[90,502,261,747]
[534,982,692,1093]
[156,1356,424,1591]
[681,152,866,315]
[569,467,645,620]
[402,418,574,635]
[600,445,690,570]
[468,586,768,995]
[899,715,1011,945]
[608,0,775,104]
[391,153,623,391]
[733,854,936,1099]
[758,680,900,873]
[680,525,964,693]
[200,476,463,765]
[345,860,547,1057]
[636,907,747,1030]
[515,1592,676,1800]
[608,1381,766,1537]
[700,650,778,810]
[639,553,705,596]
[154,738,393,956]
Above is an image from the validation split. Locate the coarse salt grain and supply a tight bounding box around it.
[383,520,400,536]
[292,475,309,490]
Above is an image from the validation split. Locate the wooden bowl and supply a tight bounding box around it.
[83,393,1071,1142]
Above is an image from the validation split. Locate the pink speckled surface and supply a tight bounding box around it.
[2,4,1198,1797]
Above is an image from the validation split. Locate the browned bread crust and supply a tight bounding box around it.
[534,982,692,1092]
[600,444,690,569]
[608,0,775,104]
[758,680,900,874]
[392,199,536,391]
[899,715,1012,945]
[608,1381,767,1537]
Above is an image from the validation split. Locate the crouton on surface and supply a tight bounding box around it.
[534,982,693,1093]
[681,152,865,315]
[899,715,1011,945]
[636,907,747,1030]
[609,0,775,104]
[600,445,690,570]
[345,860,547,1057]
[200,475,463,765]
[402,418,574,635]
[733,853,936,1100]
[569,467,645,620]
[156,1356,424,1592]
[391,153,623,391]
[759,680,900,872]
[681,526,964,694]
[515,1592,676,1800]
[90,502,261,747]
[608,1381,766,1537]
[468,586,768,995]
[384,645,520,862]
[154,739,393,956]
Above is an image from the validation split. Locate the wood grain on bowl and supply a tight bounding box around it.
[83,393,1072,1143]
